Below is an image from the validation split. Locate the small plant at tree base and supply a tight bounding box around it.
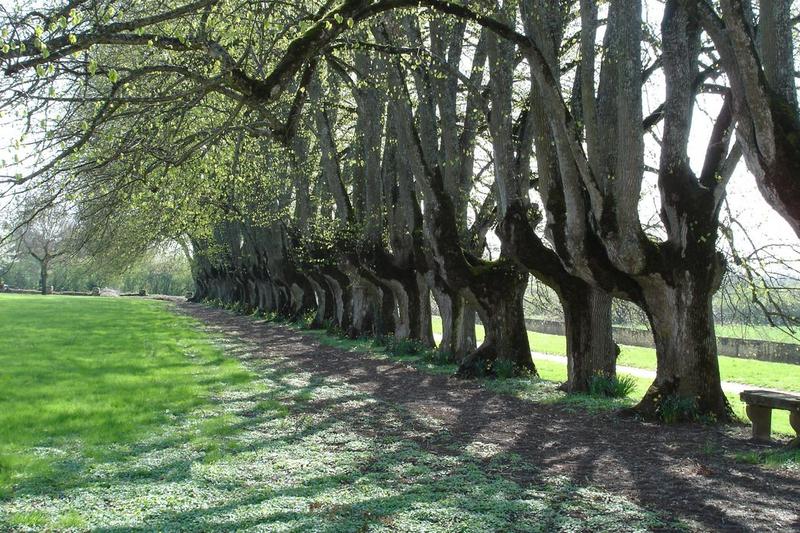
[294,310,317,330]
[326,323,346,338]
[656,394,700,424]
[492,359,517,379]
[587,373,637,398]
[380,335,427,357]
[372,334,393,348]
[424,349,454,366]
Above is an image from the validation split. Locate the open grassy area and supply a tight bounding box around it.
[0,295,676,531]
[0,294,252,501]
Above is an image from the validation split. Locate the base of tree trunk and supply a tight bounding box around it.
[629,379,733,423]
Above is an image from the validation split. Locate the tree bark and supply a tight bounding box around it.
[432,284,476,361]
[635,271,731,421]
[39,258,49,295]
[560,282,616,392]
[456,261,534,377]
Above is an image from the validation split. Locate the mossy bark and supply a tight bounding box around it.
[634,271,732,422]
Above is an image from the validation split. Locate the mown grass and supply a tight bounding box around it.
[0,295,678,531]
[0,293,251,500]
[428,317,797,436]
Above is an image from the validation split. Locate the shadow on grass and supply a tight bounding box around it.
[2,320,676,532]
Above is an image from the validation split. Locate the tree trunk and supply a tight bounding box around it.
[308,272,335,329]
[635,273,731,421]
[39,259,49,295]
[406,273,435,347]
[559,282,617,392]
[357,268,397,338]
[323,268,352,333]
[432,286,476,361]
[457,267,535,377]
[348,278,375,338]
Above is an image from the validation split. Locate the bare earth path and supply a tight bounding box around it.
[176,302,800,532]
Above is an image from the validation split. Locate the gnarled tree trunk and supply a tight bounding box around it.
[636,267,730,421]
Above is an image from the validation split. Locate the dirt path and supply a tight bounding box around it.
[177,302,799,532]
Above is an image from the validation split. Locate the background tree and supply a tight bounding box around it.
[11,200,77,294]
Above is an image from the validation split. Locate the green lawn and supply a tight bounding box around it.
[430,317,796,435]
[0,294,251,500]
[0,295,675,531]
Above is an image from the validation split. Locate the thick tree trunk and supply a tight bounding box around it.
[255,280,274,312]
[308,272,335,328]
[432,286,476,361]
[559,282,617,392]
[398,273,435,347]
[457,267,535,377]
[289,279,317,321]
[357,268,397,338]
[635,274,731,421]
[323,268,352,333]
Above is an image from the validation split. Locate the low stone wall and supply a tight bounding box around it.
[1,288,43,295]
[524,318,800,365]
[1,288,96,296]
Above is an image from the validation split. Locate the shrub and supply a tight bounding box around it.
[295,310,317,330]
[587,373,637,398]
[326,323,346,338]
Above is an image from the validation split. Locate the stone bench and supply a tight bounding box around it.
[740,390,800,447]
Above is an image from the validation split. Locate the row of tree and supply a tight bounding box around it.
[2,0,799,421]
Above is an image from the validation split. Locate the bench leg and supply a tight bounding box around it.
[790,410,800,449]
[746,405,772,442]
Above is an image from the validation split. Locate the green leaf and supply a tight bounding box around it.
[108,69,119,83]
[68,34,77,45]
[88,59,97,75]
